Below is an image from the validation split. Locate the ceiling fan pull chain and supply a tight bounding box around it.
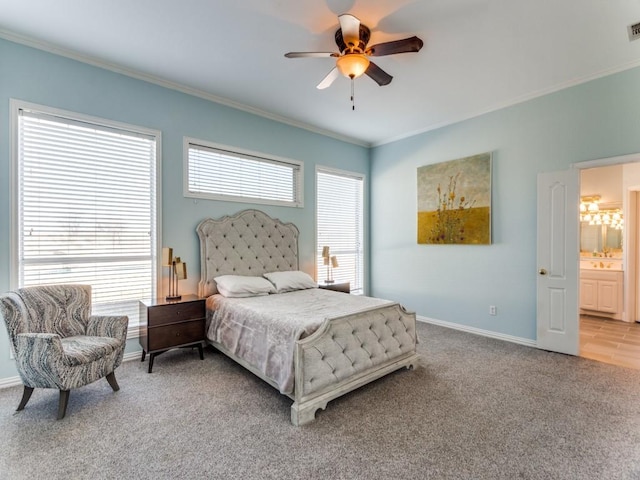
[351,77,355,111]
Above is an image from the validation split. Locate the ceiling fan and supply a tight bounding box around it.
[285,13,424,92]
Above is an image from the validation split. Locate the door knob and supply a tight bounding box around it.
[539,268,547,275]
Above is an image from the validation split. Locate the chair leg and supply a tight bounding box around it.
[105,371,120,392]
[16,386,34,412]
[57,390,70,420]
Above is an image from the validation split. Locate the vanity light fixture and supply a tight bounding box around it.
[580,195,600,214]
[579,195,623,230]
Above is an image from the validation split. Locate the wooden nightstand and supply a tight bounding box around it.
[139,294,206,373]
[318,281,351,293]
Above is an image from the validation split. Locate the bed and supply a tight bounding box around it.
[197,209,419,425]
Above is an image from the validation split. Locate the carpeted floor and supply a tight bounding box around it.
[1,322,639,480]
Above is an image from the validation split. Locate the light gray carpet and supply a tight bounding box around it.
[1,322,639,480]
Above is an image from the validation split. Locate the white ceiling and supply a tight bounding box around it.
[1,0,640,146]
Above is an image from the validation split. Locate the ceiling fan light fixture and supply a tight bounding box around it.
[336,54,370,79]
[285,13,422,94]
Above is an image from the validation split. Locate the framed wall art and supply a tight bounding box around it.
[417,152,492,245]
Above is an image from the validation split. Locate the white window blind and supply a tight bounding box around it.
[16,106,158,326]
[186,139,303,207]
[316,168,364,294]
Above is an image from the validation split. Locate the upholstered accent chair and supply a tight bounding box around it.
[0,284,128,419]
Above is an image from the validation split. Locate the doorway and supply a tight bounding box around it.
[577,158,640,369]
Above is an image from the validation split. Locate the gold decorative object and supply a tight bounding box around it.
[162,247,187,300]
[322,246,339,284]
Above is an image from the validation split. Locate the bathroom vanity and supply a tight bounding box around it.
[579,260,623,320]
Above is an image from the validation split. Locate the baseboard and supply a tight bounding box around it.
[417,315,537,348]
[0,375,21,390]
[0,350,142,390]
[122,350,142,363]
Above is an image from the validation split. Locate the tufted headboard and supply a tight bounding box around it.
[196,209,300,297]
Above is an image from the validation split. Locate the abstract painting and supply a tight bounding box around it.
[417,152,492,244]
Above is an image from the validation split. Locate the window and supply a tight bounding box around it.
[316,167,365,294]
[12,101,160,329]
[185,138,303,207]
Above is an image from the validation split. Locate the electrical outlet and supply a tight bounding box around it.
[489,305,497,316]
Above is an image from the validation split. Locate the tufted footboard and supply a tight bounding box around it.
[291,303,419,426]
[198,210,420,426]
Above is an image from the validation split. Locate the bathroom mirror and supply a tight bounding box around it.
[580,223,623,253]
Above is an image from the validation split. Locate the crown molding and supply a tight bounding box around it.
[0,29,370,148]
[374,58,640,147]
[6,26,638,151]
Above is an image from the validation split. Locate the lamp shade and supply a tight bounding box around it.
[331,256,339,268]
[322,246,330,258]
[162,247,173,267]
[336,54,370,79]
[175,261,187,280]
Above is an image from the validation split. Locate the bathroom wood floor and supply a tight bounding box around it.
[580,315,640,369]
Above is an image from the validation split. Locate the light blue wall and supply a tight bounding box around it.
[3,35,640,383]
[0,38,370,381]
[370,66,640,341]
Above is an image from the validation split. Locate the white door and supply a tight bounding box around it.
[537,169,579,355]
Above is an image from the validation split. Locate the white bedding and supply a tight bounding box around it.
[206,288,393,394]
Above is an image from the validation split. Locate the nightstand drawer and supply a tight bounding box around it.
[148,319,205,351]
[147,301,205,327]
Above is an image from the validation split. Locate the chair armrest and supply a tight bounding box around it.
[16,332,64,357]
[15,333,67,388]
[86,315,129,342]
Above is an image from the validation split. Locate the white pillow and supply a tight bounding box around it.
[263,270,317,293]
[214,275,276,298]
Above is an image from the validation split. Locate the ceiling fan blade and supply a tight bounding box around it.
[285,52,339,58]
[338,13,361,48]
[316,67,340,90]
[365,62,393,86]
[367,36,424,56]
